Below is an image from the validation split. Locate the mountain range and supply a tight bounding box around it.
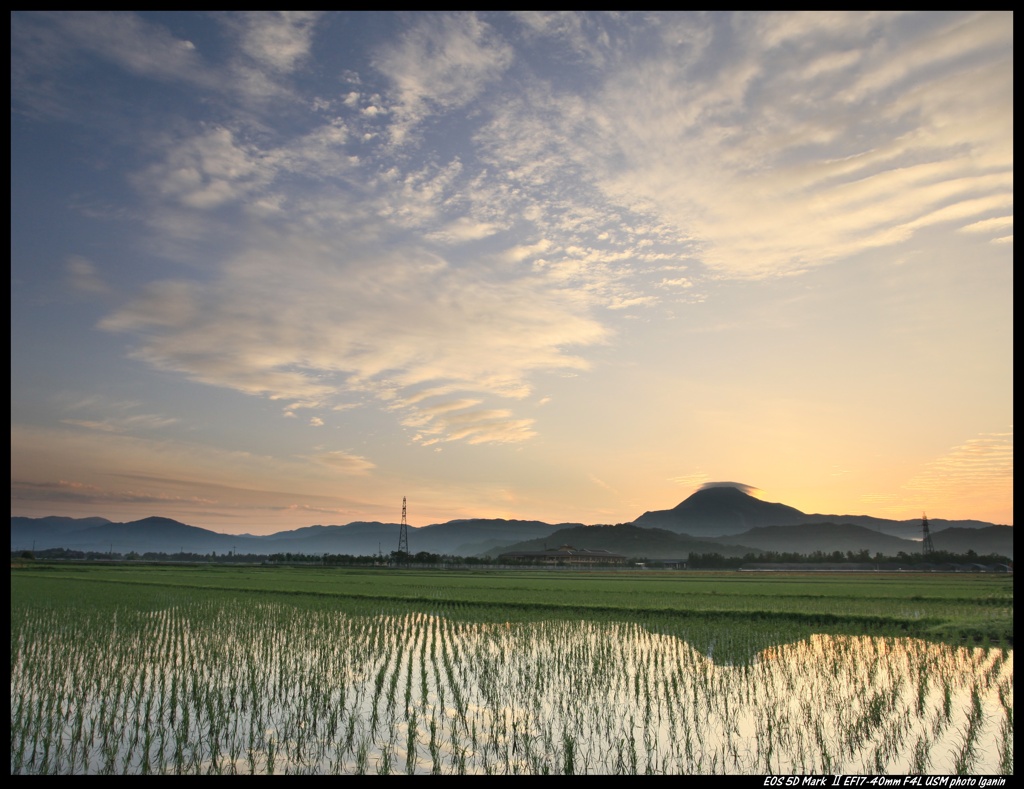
[10,486,1013,560]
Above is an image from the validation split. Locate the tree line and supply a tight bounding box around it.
[13,546,1012,569]
[686,548,1012,569]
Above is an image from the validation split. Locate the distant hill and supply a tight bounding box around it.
[633,486,809,537]
[489,523,753,561]
[11,515,246,555]
[10,515,112,543]
[931,525,1014,557]
[10,486,1012,560]
[789,514,1000,539]
[707,522,922,556]
[633,486,1006,540]
[414,519,584,556]
[10,515,575,558]
[490,521,1013,562]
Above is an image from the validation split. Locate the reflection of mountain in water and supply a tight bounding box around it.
[11,595,1012,775]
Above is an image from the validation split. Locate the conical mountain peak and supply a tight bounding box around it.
[636,485,807,538]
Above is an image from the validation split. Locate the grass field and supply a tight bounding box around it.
[10,563,1014,645]
[10,564,1014,774]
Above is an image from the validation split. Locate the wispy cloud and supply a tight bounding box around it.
[61,414,178,433]
[40,11,211,85]
[407,402,536,446]
[231,11,322,74]
[54,395,179,435]
[372,13,513,143]
[141,126,279,210]
[902,431,1013,502]
[66,256,111,295]
[11,12,215,120]
[99,235,608,441]
[668,472,710,490]
[433,412,535,449]
[522,11,1013,279]
[512,11,618,67]
[426,217,501,244]
[697,481,761,496]
[959,216,1013,235]
[313,450,375,474]
[11,424,378,508]
[11,478,219,507]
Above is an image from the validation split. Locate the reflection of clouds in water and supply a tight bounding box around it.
[10,604,1013,775]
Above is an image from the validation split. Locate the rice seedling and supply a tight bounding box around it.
[9,568,1013,775]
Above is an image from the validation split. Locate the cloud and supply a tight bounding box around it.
[11,424,380,513]
[658,277,693,289]
[498,239,553,264]
[400,398,484,425]
[99,235,608,443]
[66,256,111,295]
[902,431,1013,501]
[426,217,501,244]
[530,11,1014,279]
[140,126,278,210]
[314,450,375,474]
[12,12,331,126]
[958,216,1013,235]
[697,481,761,496]
[11,478,220,507]
[589,474,619,495]
[55,397,179,435]
[512,11,616,67]
[413,408,536,446]
[61,414,178,433]
[42,11,211,85]
[232,11,322,74]
[11,11,217,121]
[372,13,513,142]
[214,11,326,102]
[60,420,121,433]
[400,397,536,446]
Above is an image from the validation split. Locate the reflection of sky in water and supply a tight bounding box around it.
[11,606,1013,774]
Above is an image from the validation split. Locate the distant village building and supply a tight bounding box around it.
[498,544,628,566]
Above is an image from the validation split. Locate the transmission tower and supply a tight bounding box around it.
[921,512,934,555]
[398,496,409,555]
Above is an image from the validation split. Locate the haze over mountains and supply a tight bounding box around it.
[633,486,1000,538]
[10,486,1012,560]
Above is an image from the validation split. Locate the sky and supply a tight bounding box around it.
[11,11,1013,535]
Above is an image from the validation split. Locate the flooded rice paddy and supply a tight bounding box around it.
[10,600,1013,775]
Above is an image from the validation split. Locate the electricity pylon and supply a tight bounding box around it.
[398,496,409,555]
[921,512,934,555]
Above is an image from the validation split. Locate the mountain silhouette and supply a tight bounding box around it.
[632,486,1007,541]
[492,523,753,561]
[10,485,1012,560]
[634,486,808,537]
